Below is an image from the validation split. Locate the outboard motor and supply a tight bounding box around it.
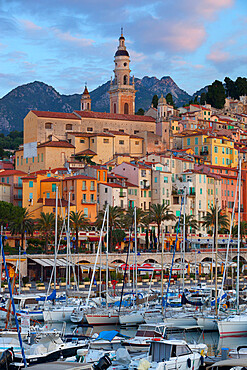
[93,354,112,370]
[0,348,14,369]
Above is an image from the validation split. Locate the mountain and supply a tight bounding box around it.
[0,76,192,134]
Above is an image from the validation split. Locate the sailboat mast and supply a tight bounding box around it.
[215,195,218,316]
[106,204,109,310]
[237,156,241,314]
[134,206,137,298]
[182,187,186,292]
[66,191,71,292]
[54,185,58,289]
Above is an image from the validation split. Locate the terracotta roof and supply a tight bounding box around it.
[74,110,156,123]
[38,140,75,148]
[74,149,97,156]
[31,111,79,120]
[68,132,93,137]
[126,181,138,187]
[0,170,26,176]
[38,198,75,207]
[104,183,126,189]
[22,175,37,180]
[108,130,129,136]
[63,174,96,181]
[40,177,61,183]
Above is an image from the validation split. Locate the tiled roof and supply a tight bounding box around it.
[74,149,97,156]
[38,140,75,148]
[40,177,61,182]
[31,111,79,120]
[74,110,156,122]
[38,198,75,207]
[0,170,26,176]
[126,181,138,187]
[104,183,126,188]
[63,174,96,181]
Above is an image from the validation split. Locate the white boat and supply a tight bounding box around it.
[218,314,247,337]
[43,305,76,322]
[229,345,247,358]
[163,314,197,327]
[119,310,144,326]
[196,316,218,331]
[129,338,204,370]
[85,311,119,326]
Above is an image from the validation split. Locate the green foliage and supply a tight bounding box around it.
[136,108,145,115]
[206,80,226,109]
[149,203,175,249]
[166,93,176,108]
[225,77,247,99]
[111,229,126,246]
[9,208,34,249]
[193,95,199,104]
[202,206,229,231]
[151,95,159,108]
[36,212,55,253]
[70,211,89,252]
[0,131,23,158]
[200,92,207,105]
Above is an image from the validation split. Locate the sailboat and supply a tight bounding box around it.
[217,156,247,337]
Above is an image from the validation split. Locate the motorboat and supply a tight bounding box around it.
[85,309,119,325]
[119,310,144,327]
[129,338,204,369]
[229,345,247,359]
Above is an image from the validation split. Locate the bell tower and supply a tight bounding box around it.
[80,85,91,111]
[109,30,136,115]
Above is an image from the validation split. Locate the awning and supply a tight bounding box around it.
[88,236,101,242]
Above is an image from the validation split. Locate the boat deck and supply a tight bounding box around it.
[11,361,93,370]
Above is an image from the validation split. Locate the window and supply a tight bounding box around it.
[87,127,93,132]
[134,130,139,134]
[199,174,201,183]
[26,158,28,164]
[29,192,33,199]
[103,139,109,143]
[84,208,88,217]
[176,211,180,217]
[83,193,86,201]
[105,188,108,193]
[154,177,157,183]
[215,157,218,164]
[113,103,116,114]
[222,158,225,165]
[90,194,94,202]
[6,177,9,184]
[92,139,94,143]
[119,140,124,145]
[45,122,52,129]
[1,178,4,183]
[41,153,43,162]
[80,139,85,143]
[90,181,95,190]
[231,191,233,197]
[155,141,159,145]
[123,75,128,85]
[135,189,137,195]
[144,190,146,198]
[228,190,230,196]
[187,138,190,145]
[200,188,202,194]
[195,147,198,155]
[204,175,206,183]
[66,124,72,130]
[47,192,50,199]
[29,181,33,188]
[164,176,168,183]
[103,172,106,181]
[135,141,139,145]
[32,157,34,163]
[149,191,151,197]
[214,146,218,153]
[17,157,19,166]
[195,137,198,145]
[124,103,129,114]
[52,183,56,192]
[199,200,201,209]
[21,156,23,165]
[97,172,100,180]
[166,189,169,197]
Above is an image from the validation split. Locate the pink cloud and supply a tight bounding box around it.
[20,19,42,31]
[207,45,230,63]
[194,0,234,18]
[53,29,94,47]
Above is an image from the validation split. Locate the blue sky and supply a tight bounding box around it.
[0,0,246,98]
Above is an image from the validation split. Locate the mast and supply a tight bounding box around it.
[182,187,186,292]
[237,156,241,314]
[66,191,71,293]
[0,225,2,294]
[161,227,164,315]
[106,204,109,310]
[215,195,218,316]
[134,206,138,299]
[54,185,58,289]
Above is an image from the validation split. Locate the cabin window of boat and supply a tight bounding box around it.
[176,345,192,356]
[151,343,171,362]
[24,298,37,306]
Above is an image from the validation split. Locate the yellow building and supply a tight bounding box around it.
[182,132,238,167]
[16,140,75,173]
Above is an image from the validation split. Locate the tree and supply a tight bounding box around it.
[166,93,176,108]
[149,203,176,250]
[206,80,226,109]
[200,92,207,105]
[36,212,55,253]
[193,95,199,104]
[124,207,147,230]
[224,77,238,99]
[70,211,89,253]
[95,205,123,252]
[151,95,159,108]
[235,77,247,97]
[136,108,145,115]
[202,206,229,233]
[175,214,198,251]
[9,208,34,250]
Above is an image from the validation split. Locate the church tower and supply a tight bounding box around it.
[109,31,136,115]
[80,85,91,111]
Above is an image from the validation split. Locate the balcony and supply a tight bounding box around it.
[119,191,127,197]
[14,194,22,199]
[188,188,195,196]
[14,183,22,188]
[81,199,97,204]
[141,181,150,189]
[200,149,208,156]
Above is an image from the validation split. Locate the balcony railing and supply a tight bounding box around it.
[90,187,95,191]
[119,191,127,197]
[81,199,97,204]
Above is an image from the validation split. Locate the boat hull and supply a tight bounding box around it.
[85,314,119,325]
[218,319,247,337]
[197,317,218,331]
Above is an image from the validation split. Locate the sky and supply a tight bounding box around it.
[0,0,246,98]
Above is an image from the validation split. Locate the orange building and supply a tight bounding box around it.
[62,175,97,222]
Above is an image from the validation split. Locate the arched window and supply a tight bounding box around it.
[124,103,129,115]
[87,102,90,110]
[123,75,128,85]
[113,103,117,114]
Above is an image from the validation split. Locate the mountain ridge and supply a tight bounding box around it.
[0,76,197,133]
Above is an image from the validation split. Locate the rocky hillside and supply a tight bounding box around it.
[0,76,192,133]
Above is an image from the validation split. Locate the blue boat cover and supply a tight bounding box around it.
[36,289,56,301]
[94,330,128,341]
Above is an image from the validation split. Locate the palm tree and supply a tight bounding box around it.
[9,208,34,250]
[175,214,198,251]
[149,203,176,250]
[202,206,229,233]
[124,207,147,250]
[233,221,247,247]
[70,211,89,253]
[95,205,123,252]
[36,212,55,253]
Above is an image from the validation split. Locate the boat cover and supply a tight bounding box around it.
[36,289,56,301]
[94,330,128,342]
